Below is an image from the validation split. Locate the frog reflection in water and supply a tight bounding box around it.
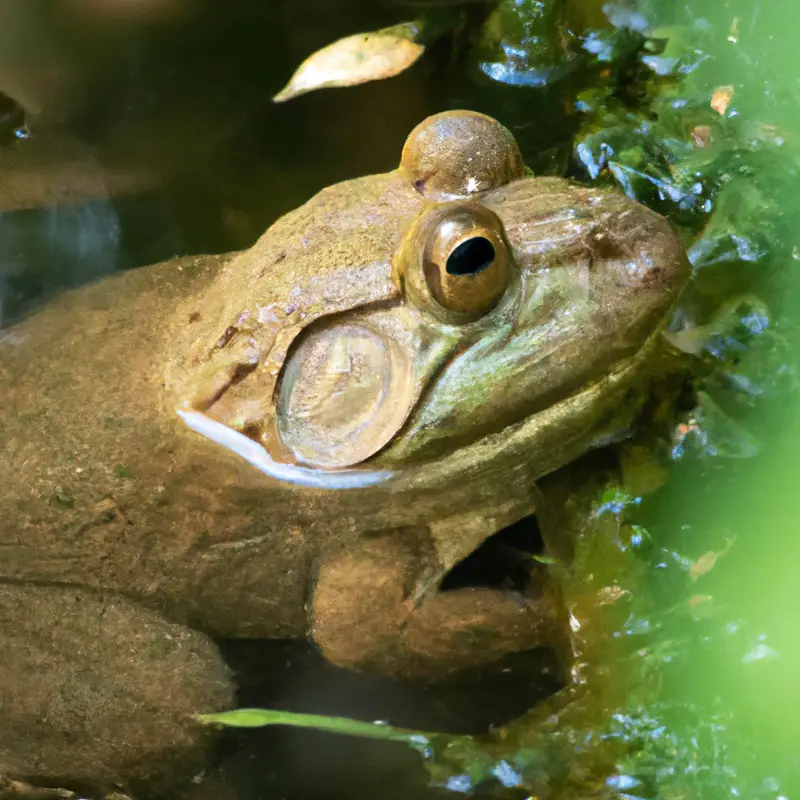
[0,111,689,795]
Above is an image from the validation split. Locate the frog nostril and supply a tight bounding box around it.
[446,236,495,276]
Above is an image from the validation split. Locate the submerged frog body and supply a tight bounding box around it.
[0,111,689,795]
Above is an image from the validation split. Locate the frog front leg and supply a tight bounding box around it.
[310,531,564,680]
[0,585,234,796]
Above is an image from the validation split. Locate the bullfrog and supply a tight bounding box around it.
[0,110,689,797]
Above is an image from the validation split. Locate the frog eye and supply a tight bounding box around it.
[400,203,511,322]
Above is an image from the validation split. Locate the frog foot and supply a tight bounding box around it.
[311,530,564,680]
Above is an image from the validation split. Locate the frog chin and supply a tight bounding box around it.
[396,325,664,494]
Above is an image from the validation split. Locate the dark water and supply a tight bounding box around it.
[210,641,560,800]
[1,0,422,322]
[0,0,579,325]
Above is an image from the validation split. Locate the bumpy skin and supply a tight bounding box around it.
[0,111,689,795]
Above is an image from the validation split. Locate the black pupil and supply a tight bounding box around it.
[445,236,495,276]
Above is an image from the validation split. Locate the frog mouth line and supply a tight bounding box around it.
[177,408,394,490]
[177,327,661,490]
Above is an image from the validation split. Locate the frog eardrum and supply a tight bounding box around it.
[275,322,414,469]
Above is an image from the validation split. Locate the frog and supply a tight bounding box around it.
[0,110,690,798]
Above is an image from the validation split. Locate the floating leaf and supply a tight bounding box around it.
[273,25,425,103]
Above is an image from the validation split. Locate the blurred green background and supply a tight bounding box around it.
[649,0,800,792]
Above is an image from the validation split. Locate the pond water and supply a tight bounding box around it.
[1,0,799,798]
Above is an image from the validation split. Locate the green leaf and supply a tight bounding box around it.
[196,708,437,748]
[197,708,282,728]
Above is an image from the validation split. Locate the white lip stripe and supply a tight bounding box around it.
[177,409,393,490]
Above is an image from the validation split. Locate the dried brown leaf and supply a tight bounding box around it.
[689,536,736,581]
[689,594,713,609]
[711,85,734,115]
[273,31,425,103]
[689,593,715,620]
[691,124,713,148]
